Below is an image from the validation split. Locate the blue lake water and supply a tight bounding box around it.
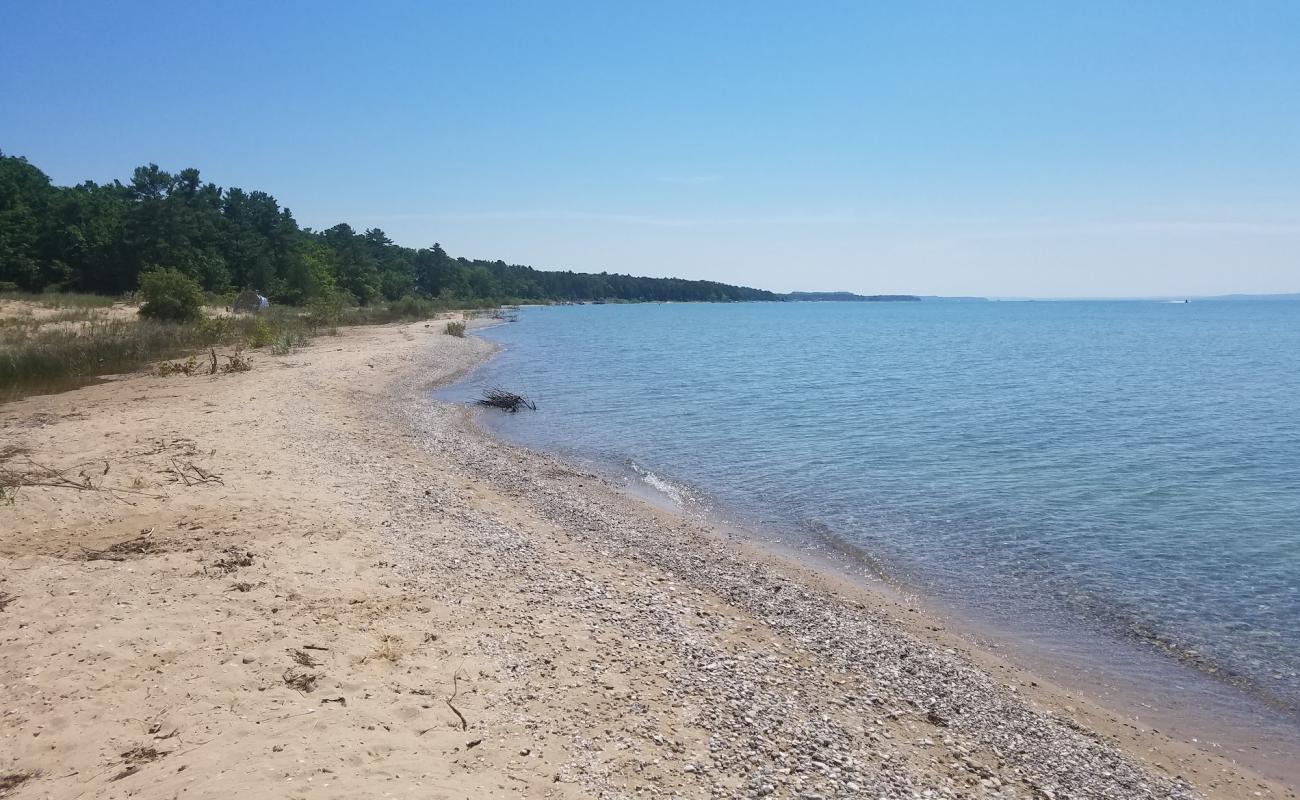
[449,300,1300,741]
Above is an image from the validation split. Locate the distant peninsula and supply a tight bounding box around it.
[783,291,922,302]
[1199,292,1300,302]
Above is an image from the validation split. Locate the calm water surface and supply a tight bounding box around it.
[448,300,1300,748]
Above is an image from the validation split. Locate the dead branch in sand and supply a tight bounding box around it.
[287,648,322,668]
[476,387,536,413]
[1,457,163,502]
[0,592,15,612]
[80,532,166,562]
[168,458,223,486]
[445,666,469,731]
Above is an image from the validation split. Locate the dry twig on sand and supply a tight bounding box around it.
[79,532,167,562]
[445,666,469,731]
[0,444,30,463]
[287,648,322,668]
[1,457,162,503]
[168,458,223,486]
[0,771,39,796]
[283,667,321,694]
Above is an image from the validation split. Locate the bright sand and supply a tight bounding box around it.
[1,320,1293,799]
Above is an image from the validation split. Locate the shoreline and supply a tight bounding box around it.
[418,328,1297,796]
[0,319,1293,798]
[558,438,1300,777]
[453,336,1300,779]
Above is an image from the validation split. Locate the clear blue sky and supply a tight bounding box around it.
[3,1,1297,297]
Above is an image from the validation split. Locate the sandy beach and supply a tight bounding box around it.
[1,320,1294,800]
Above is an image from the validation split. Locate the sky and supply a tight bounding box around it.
[2,1,1298,297]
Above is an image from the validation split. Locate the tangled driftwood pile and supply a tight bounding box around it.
[476,388,536,413]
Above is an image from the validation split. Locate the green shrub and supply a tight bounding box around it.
[205,290,237,309]
[246,320,275,348]
[138,269,203,322]
[197,315,235,343]
[306,294,344,331]
[444,320,466,337]
[270,329,309,355]
[387,295,435,320]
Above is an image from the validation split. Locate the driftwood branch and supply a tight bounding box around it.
[1,458,163,502]
[476,387,536,413]
[169,458,223,486]
[445,667,469,731]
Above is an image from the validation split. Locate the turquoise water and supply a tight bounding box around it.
[453,300,1300,730]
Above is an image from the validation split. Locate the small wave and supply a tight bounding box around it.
[1046,584,1300,718]
[625,459,706,510]
[798,518,893,581]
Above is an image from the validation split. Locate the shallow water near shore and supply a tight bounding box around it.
[443,300,1300,767]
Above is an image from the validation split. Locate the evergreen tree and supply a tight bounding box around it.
[0,152,782,305]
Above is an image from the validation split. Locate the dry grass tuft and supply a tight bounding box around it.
[0,291,116,309]
[363,634,405,665]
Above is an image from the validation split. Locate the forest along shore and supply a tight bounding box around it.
[0,321,1292,800]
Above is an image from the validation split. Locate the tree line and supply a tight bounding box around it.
[0,152,779,305]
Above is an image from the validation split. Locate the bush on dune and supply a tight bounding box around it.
[137,269,203,322]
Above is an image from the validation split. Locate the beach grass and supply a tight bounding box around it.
[0,290,118,309]
[0,294,487,403]
[0,318,244,401]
